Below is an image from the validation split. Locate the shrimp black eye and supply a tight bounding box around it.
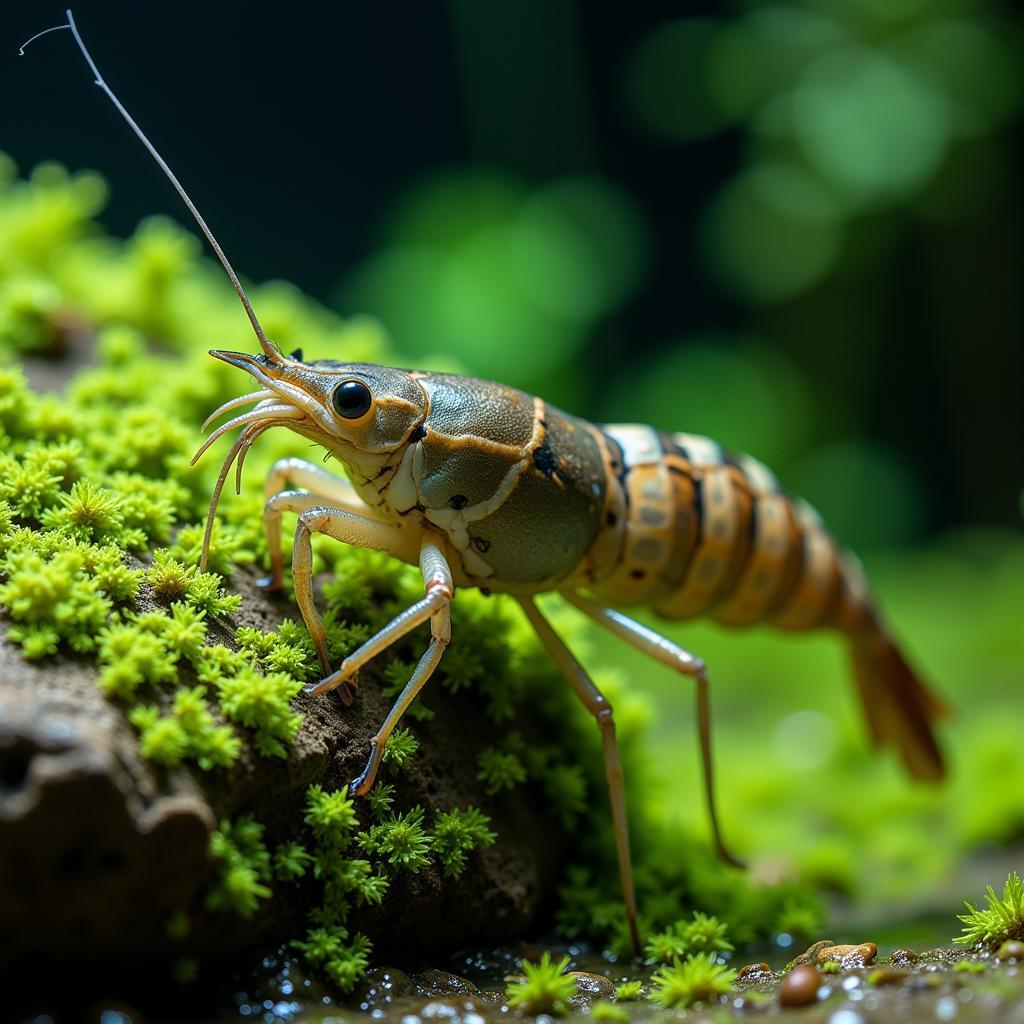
[332,380,372,419]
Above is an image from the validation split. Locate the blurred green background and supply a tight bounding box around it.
[4,0,1023,934]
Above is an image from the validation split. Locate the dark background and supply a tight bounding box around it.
[6,1,1023,543]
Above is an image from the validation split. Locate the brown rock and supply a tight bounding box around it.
[889,948,919,968]
[0,567,569,969]
[567,971,616,1010]
[787,940,836,969]
[737,962,773,981]
[779,965,821,1007]
[817,942,877,968]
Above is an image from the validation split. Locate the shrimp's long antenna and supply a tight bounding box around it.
[21,10,281,362]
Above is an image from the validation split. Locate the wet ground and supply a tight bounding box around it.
[34,936,1020,1024]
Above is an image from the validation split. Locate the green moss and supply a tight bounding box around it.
[506,952,578,1016]
[357,806,432,873]
[273,842,312,882]
[431,806,495,878]
[381,727,418,770]
[304,784,358,845]
[642,912,735,964]
[952,959,987,974]
[216,666,302,758]
[206,815,273,918]
[956,872,1024,948]
[590,1000,628,1022]
[614,980,643,1001]
[647,953,736,1009]
[476,745,527,795]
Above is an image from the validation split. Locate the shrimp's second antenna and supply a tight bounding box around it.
[21,10,279,363]
[21,9,291,570]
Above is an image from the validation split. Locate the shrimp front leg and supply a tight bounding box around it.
[259,457,376,592]
[306,537,453,796]
[291,505,419,678]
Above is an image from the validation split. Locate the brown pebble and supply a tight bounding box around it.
[779,965,821,1007]
[567,971,616,1010]
[817,942,877,968]
[868,967,909,987]
[738,962,773,980]
[787,940,836,969]
[997,940,1024,961]
[889,948,919,968]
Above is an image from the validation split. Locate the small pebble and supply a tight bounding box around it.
[779,965,821,1007]
[868,967,909,987]
[997,940,1024,961]
[889,948,919,968]
[737,962,773,980]
[817,942,877,968]
[566,972,615,1010]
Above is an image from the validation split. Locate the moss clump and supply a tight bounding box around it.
[506,952,578,1016]
[644,912,733,963]
[613,980,643,1001]
[956,872,1024,948]
[431,807,496,878]
[647,953,736,1009]
[206,815,273,918]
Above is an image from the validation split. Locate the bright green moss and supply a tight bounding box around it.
[291,928,372,994]
[304,784,358,845]
[431,806,496,878]
[358,806,432,873]
[614,980,643,1000]
[591,1002,628,1023]
[647,953,736,1009]
[506,952,578,1016]
[216,666,302,758]
[206,815,273,918]
[381,726,418,769]
[956,872,1024,948]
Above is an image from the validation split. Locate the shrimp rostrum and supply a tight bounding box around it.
[37,10,948,955]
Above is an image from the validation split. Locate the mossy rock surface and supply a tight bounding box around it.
[0,563,565,967]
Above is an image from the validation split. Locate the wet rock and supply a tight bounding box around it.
[567,971,616,1010]
[356,966,417,1006]
[411,968,480,997]
[787,940,836,968]
[997,940,1024,961]
[737,962,773,981]
[0,569,569,969]
[779,965,821,1007]
[889,948,919,968]
[817,942,877,968]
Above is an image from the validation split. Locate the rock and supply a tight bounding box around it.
[0,567,568,969]
[567,971,616,1009]
[787,939,836,968]
[779,965,821,1007]
[737,962,773,981]
[997,940,1024,961]
[411,968,480,998]
[817,942,877,968]
[889,948,919,968]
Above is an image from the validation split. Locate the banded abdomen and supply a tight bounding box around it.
[582,424,946,781]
